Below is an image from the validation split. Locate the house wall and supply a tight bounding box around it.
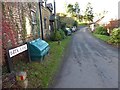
[42,6,52,39]
[90,24,95,31]
[2,2,52,65]
[105,19,120,34]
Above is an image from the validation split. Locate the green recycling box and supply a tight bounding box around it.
[28,38,50,61]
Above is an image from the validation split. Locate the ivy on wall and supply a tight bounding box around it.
[2,3,17,49]
[2,2,5,17]
[21,4,27,42]
[2,20,17,49]
[2,2,43,48]
[36,6,40,37]
[2,2,52,65]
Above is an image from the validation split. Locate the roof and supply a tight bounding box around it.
[46,3,53,12]
[89,16,105,25]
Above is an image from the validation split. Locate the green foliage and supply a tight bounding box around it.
[79,22,88,26]
[28,3,32,9]
[50,31,61,41]
[59,29,66,39]
[50,32,55,41]
[4,36,71,88]
[36,11,40,37]
[21,6,27,42]
[2,2,5,15]
[79,15,84,22]
[9,9,13,18]
[21,15,27,41]
[54,31,62,41]
[73,21,78,27]
[84,2,94,22]
[109,28,120,45]
[50,29,66,41]
[67,4,75,16]
[93,34,110,42]
[67,2,80,17]
[60,22,66,30]
[74,2,80,14]
[94,26,109,36]
[60,17,75,28]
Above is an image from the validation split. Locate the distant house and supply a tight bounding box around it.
[89,16,105,32]
[105,19,120,34]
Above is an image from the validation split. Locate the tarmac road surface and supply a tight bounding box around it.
[52,27,118,88]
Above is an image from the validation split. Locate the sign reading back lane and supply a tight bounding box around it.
[9,44,27,58]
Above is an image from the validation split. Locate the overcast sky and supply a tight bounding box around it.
[47,0,119,23]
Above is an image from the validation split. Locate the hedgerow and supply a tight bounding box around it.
[109,28,120,45]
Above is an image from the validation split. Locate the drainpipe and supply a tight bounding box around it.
[39,0,44,40]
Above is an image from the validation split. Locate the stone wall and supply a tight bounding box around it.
[2,2,52,65]
[42,6,52,39]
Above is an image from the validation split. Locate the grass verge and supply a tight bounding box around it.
[90,32,119,47]
[3,36,71,88]
[92,33,110,42]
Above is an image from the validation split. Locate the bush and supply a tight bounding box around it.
[94,26,109,36]
[109,28,120,45]
[63,29,68,36]
[50,32,55,41]
[60,22,66,30]
[59,29,66,39]
[50,30,65,41]
[73,21,78,27]
[55,31,62,41]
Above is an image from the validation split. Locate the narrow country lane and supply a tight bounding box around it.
[52,27,118,88]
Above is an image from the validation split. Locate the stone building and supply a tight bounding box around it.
[2,1,53,65]
[41,3,53,39]
[105,19,120,34]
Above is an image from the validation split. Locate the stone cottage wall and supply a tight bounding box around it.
[2,2,40,65]
[2,2,52,66]
[42,6,51,39]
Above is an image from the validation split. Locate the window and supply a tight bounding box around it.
[44,17,47,29]
[31,9,36,24]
